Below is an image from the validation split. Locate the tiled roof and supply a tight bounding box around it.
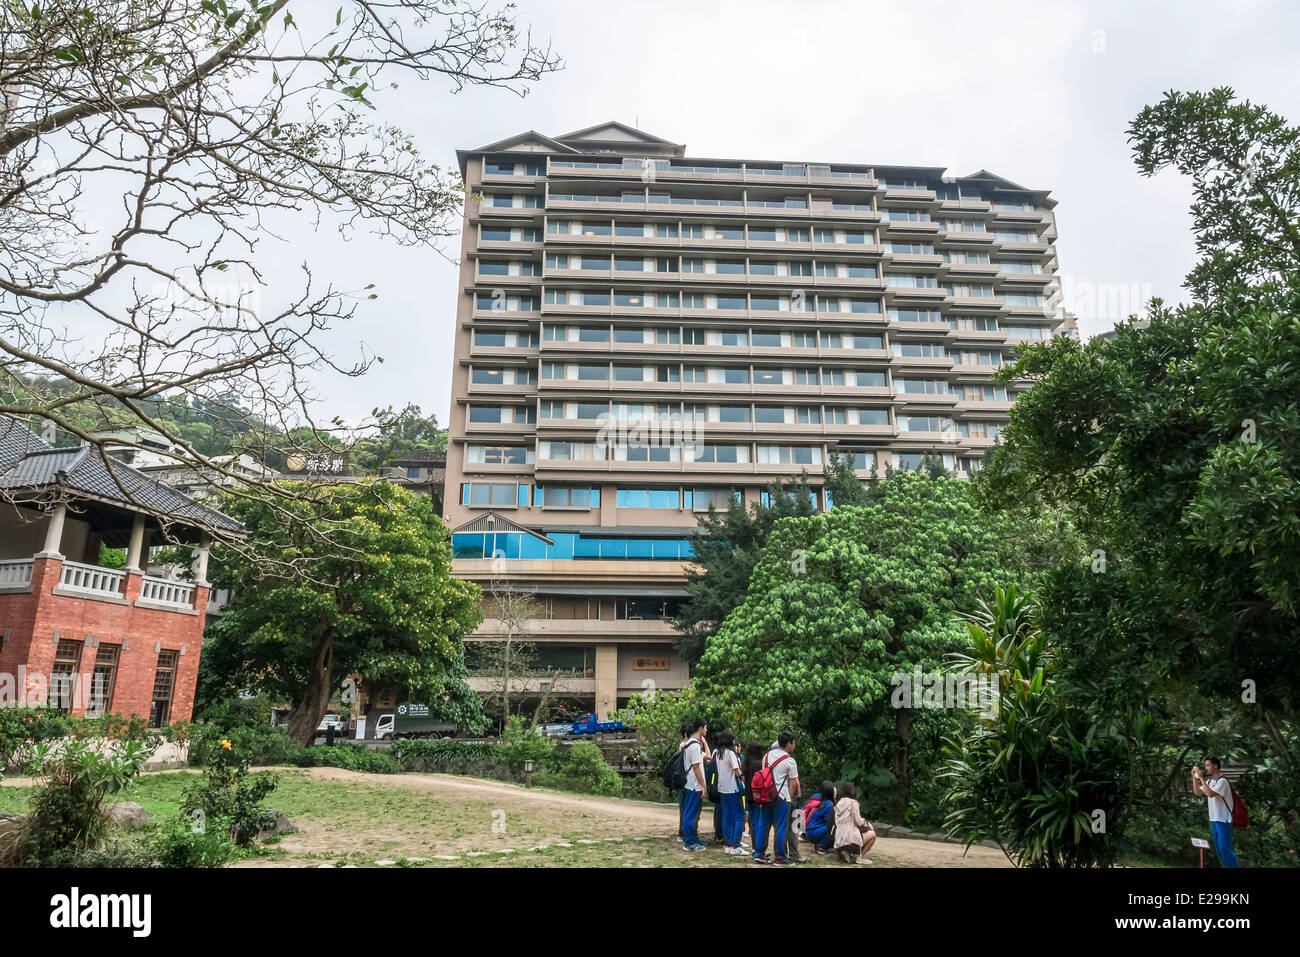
[0,417,242,533]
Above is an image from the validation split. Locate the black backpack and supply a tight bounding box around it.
[705,755,721,803]
[662,746,690,791]
[664,740,705,791]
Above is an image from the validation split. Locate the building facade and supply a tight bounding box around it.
[444,122,1063,719]
[0,418,241,724]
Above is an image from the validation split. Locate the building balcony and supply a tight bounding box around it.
[891,392,959,407]
[466,675,597,694]
[992,209,1048,225]
[891,354,955,371]
[996,271,1054,286]
[939,199,992,213]
[0,557,34,592]
[942,262,1000,278]
[947,295,1004,310]
[53,559,128,602]
[881,188,937,202]
[887,252,945,268]
[479,171,545,186]
[954,399,1015,414]
[883,220,942,236]
[472,616,680,640]
[996,239,1052,254]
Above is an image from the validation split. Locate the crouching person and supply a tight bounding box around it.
[833,781,876,864]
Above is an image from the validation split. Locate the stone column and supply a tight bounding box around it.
[595,643,618,720]
[124,514,147,573]
[194,533,211,587]
[36,503,67,558]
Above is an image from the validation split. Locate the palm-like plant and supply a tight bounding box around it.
[940,588,1145,867]
[946,584,1051,700]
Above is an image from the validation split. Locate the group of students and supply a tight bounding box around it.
[676,718,877,865]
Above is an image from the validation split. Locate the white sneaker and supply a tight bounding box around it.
[856,858,873,865]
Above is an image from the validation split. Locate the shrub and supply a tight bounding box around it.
[623,772,673,803]
[160,720,192,745]
[189,721,301,767]
[76,713,161,746]
[70,840,162,868]
[390,738,503,776]
[0,708,71,772]
[564,741,622,795]
[182,739,278,847]
[0,738,152,867]
[290,744,400,774]
[154,815,237,868]
[498,715,556,775]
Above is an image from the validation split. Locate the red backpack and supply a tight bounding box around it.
[800,795,823,829]
[1228,784,1250,830]
[750,753,791,806]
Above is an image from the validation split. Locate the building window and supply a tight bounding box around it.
[150,652,178,728]
[462,482,520,507]
[616,488,680,508]
[50,640,82,711]
[535,486,599,508]
[88,644,119,716]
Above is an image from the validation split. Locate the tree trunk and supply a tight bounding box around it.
[501,635,512,729]
[528,668,560,730]
[286,631,334,746]
[893,707,911,816]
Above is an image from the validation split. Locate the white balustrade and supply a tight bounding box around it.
[0,558,34,588]
[57,560,126,597]
[138,575,195,609]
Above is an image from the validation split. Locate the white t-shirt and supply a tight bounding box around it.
[766,747,798,801]
[683,739,705,792]
[717,748,740,794]
[1206,776,1233,823]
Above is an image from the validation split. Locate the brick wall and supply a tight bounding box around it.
[0,557,207,722]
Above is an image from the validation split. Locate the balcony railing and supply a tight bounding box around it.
[58,560,125,598]
[139,576,196,609]
[0,558,34,589]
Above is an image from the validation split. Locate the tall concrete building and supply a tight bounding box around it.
[444,122,1061,720]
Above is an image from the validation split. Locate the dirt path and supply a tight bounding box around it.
[240,768,1011,868]
[5,765,1011,866]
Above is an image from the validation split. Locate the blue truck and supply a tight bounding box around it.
[568,712,632,736]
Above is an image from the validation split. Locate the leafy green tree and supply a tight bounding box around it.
[978,88,1300,856]
[352,404,448,472]
[2,0,557,537]
[1129,87,1300,304]
[985,296,1300,853]
[941,588,1164,867]
[673,475,817,664]
[694,471,1026,816]
[200,480,485,745]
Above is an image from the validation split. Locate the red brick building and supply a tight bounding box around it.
[0,418,241,724]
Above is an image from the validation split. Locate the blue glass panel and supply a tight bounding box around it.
[627,539,653,558]
[451,534,485,559]
[551,533,575,560]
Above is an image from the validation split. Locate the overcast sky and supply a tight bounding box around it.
[274,0,1300,426]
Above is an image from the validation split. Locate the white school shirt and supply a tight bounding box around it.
[683,738,705,792]
[765,747,798,801]
[717,748,740,794]
[1206,776,1233,823]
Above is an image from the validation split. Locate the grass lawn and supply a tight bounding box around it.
[0,767,1011,868]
